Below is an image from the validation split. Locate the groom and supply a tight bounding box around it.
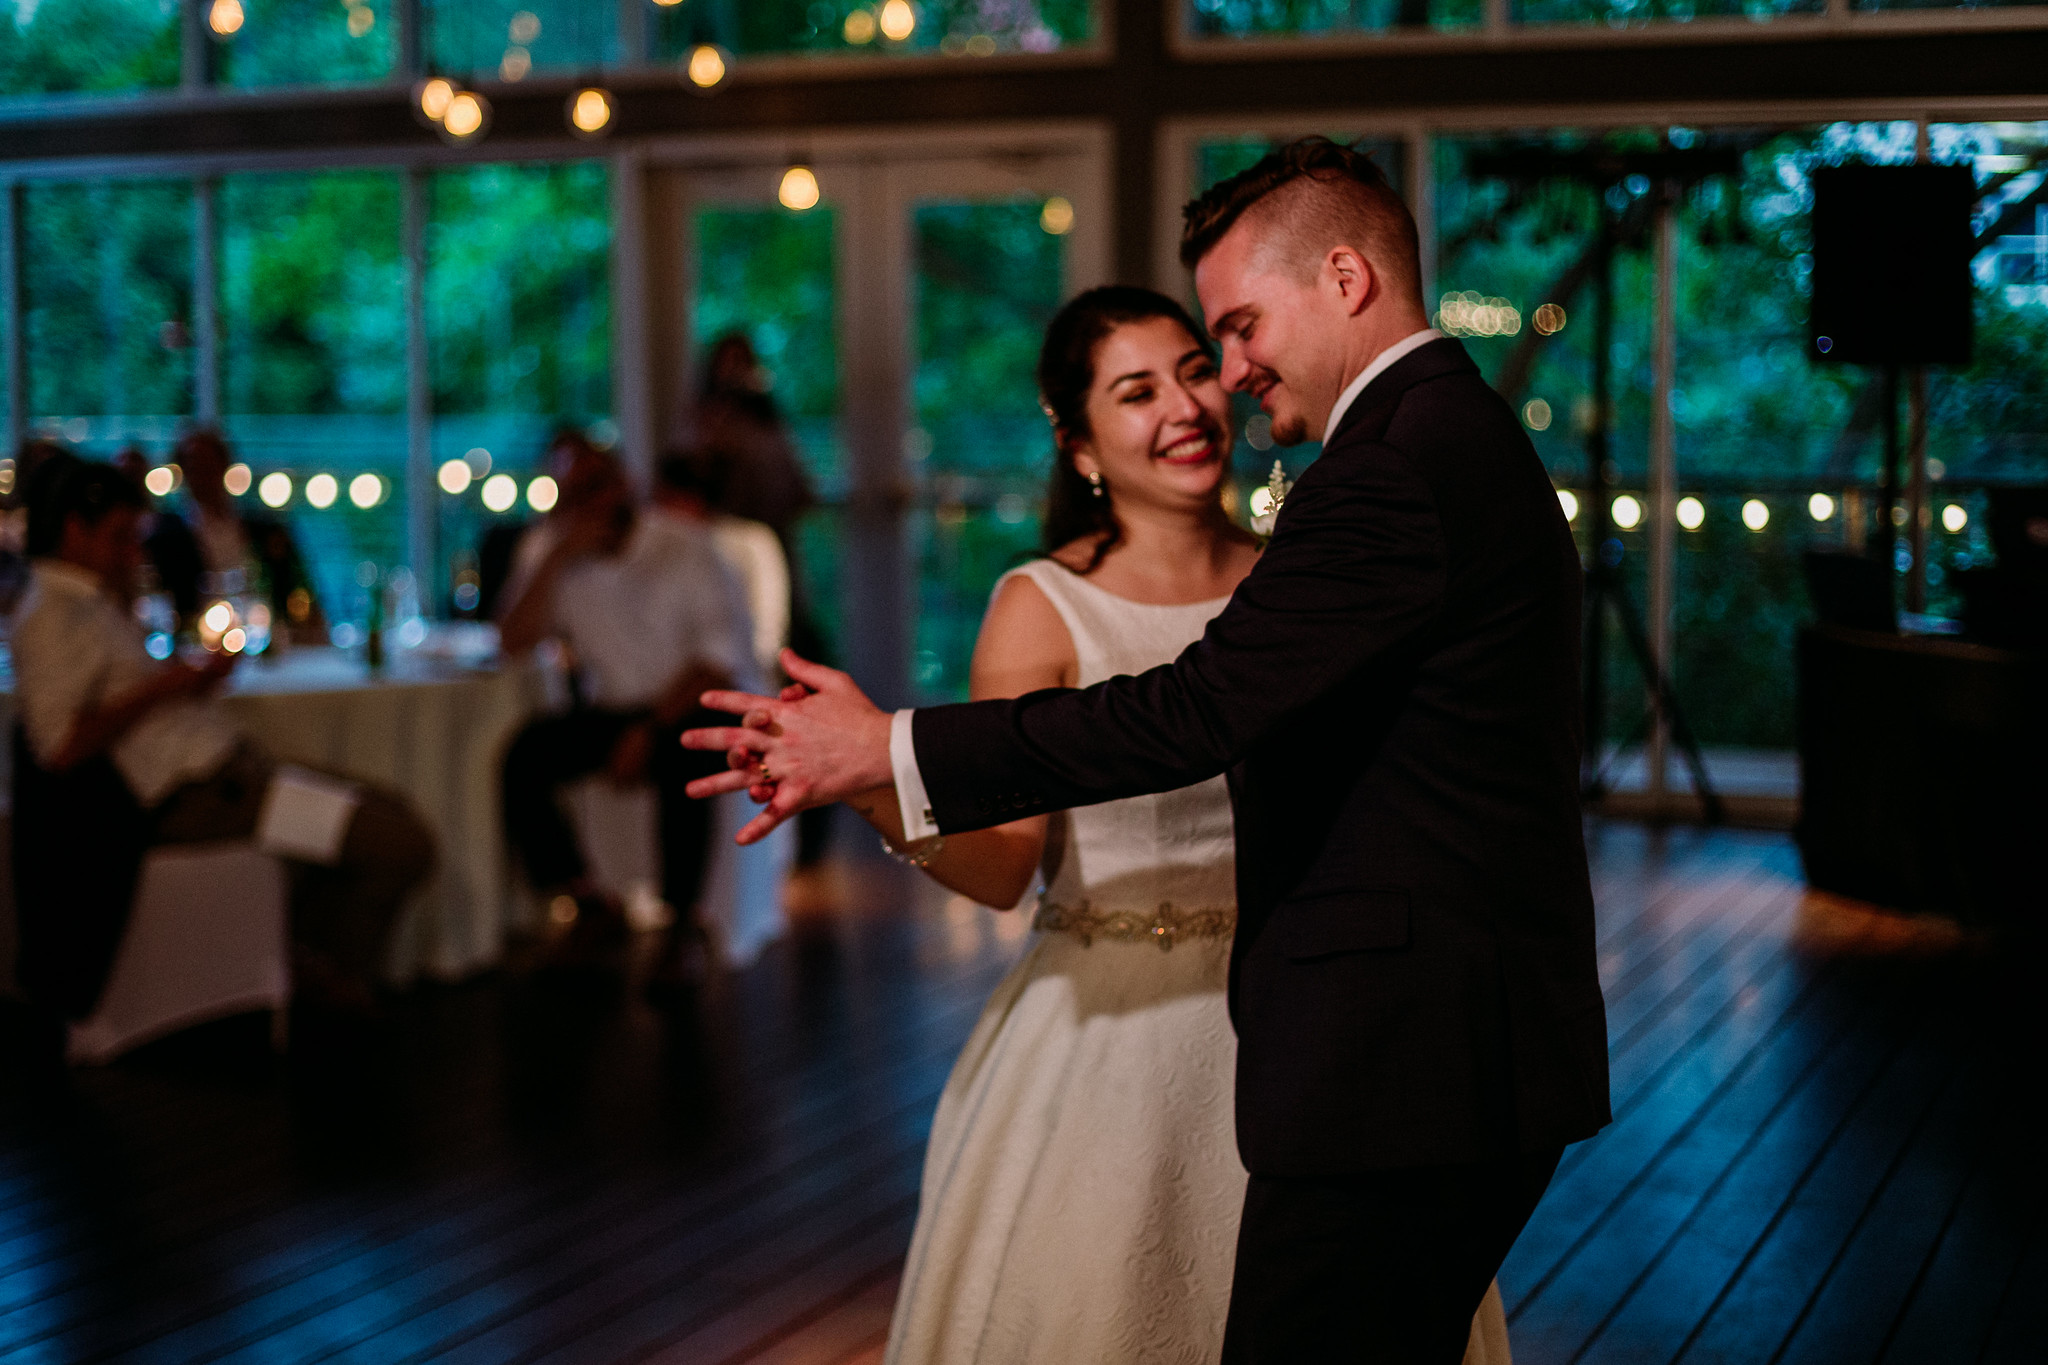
[685,138,1609,1362]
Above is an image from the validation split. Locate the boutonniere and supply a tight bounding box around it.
[1249,460,1292,537]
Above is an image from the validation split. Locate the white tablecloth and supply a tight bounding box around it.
[3,645,545,985]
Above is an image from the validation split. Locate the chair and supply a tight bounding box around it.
[566,780,791,967]
[67,842,292,1064]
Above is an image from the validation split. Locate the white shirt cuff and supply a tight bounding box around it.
[890,708,940,841]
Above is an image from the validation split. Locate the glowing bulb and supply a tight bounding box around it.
[306,473,339,509]
[224,462,252,496]
[417,77,454,122]
[258,472,293,508]
[347,4,373,37]
[208,0,244,36]
[526,475,559,512]
[203,602,234,634]
[1039,196,1075,236]
[222,627,247,654]
[1742,498,1770,531]
[686,44,728,89]
[1676,496,1705,531]
[441,91,487,141]
[568,88,613,136]
[508,9,539,43]
[465,447,492,475]
[481,474,518,513]
[1611,494,1643,530]
[1809,492,1836,522]
[778,165,821,212]
[144,466,176,497]
[438,459,473,495]
[349,473,383,509]
[844,7,877,42]
[1522,398,1552,431]
[1558,489,1579,523]
[878,0,916,41]
[1249,487,1275,518]
[1942,503,1968,533]
[1533,303,1567,335]
[500,46,532,81]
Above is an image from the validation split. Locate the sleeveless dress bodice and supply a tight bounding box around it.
[1015,561,1239,947]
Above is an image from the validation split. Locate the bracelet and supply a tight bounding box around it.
[880,832,946,868]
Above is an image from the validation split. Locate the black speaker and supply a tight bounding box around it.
[1809,164,1975,367]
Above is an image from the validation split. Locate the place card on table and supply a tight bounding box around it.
[256,765,363,865]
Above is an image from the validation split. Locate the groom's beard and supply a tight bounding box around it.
[1244,364,1313,447]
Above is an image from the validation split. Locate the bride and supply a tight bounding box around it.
[851,286,1510,1364]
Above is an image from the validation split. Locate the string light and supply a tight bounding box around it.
[1742,498,1770,531]
[144,466,176,497]
[258,472,293,508]
[508,9,539,43]
[1040,196,1074,235]
[224,462,252,496]
[844,7,877,42]
[306,473,339,509]
[526,476,559,512]
[349,473,383,509]
[1611,494,1643,530]
[779,165,821,211]
[1677,496,1705,530]
[437,459,473,495]
[1557,489,1579,523]
[1532,303,1567,335]
[415,76,455,123]
[500,47,532,81]
[1522,398,1552,431]
[481,474,518,513]
[346,2,373,37]
[878,0,916,41]
[440,90,489,144]
[685,44,729,90]
[1809,492,1836,522]
[1942,503,1968,533]
[208,0,244,37]
[567,88,614,137]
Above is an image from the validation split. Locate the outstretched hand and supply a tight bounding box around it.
[681,649,896,845]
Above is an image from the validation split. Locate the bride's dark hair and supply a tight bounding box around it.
[1037,285,1215,574]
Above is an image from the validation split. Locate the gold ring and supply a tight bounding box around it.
[758,763,775,785]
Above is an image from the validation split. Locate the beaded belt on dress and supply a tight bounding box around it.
[1032,899,1236,950]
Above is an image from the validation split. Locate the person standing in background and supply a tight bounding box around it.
[680,332,834,865]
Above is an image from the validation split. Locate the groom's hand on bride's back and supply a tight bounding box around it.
[680,650,897,845]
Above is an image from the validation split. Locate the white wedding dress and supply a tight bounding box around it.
[885,559,1511,1365]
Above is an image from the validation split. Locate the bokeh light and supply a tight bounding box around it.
[1040,196,1075,236]
[526,475,559,512]
[568,88,614,136]
[349,473,383,509]
[1557,489,1579,523]
[1742,498,1770,531]
[1942,503,1968,533]
[1677,496,1705,530]
[878,0,916,40]
[779,166,821,212]
[306,473,339,509]
[686,44,729,89]
[1611,494,1643,530]
[438,459,473,495]
[258,472,293,508]
[1809,492,1836,522]
[224,462,252,496]
[481,474,518,513]
[1522,398,1552,431]
[208,0,243,36]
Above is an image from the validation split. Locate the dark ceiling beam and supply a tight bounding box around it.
[1,27,2045,170]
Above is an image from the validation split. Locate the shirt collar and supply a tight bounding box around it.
[30,558,107,600]
[1320,328,1445,448]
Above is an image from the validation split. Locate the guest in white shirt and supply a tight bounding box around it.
[652,448,791,682]
[496,444,751,968]
[10,461,435,1015]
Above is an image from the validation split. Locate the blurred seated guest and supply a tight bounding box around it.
[10,461,435,1014]
[496,443,748,966]
[476,428,594,621]
[653,447,790,681]
[147,428,327,643]
[0,439,75,615]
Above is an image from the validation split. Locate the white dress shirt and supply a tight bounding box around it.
[11,559,242,807]
[888,329,1447,841]
[504,512,756,709]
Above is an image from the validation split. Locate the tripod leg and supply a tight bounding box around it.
[1601,575,1726,823]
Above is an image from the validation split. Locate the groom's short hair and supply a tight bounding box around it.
[1179,138,1422,302]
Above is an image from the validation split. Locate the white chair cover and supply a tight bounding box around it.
[68,843,291,1065]
[565,780,790,968]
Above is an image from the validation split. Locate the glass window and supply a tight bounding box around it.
[1436,123,1919,764]
[220,170,405,631]
[219,0,396,88]
[911,199,1066,701]
[428,160,610,614]
[654,0,1095,61]
[23,179,194,449]
[1186,0,1482,39]
[428,0,613,83]
[0,0,181,100]
[1512,0,1819,24]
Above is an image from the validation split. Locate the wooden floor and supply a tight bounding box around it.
[0,824,2040,1364]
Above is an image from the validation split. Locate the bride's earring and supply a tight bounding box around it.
[1087,471,1105,500]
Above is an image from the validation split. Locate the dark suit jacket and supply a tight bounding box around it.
[914,338,1611,1176]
